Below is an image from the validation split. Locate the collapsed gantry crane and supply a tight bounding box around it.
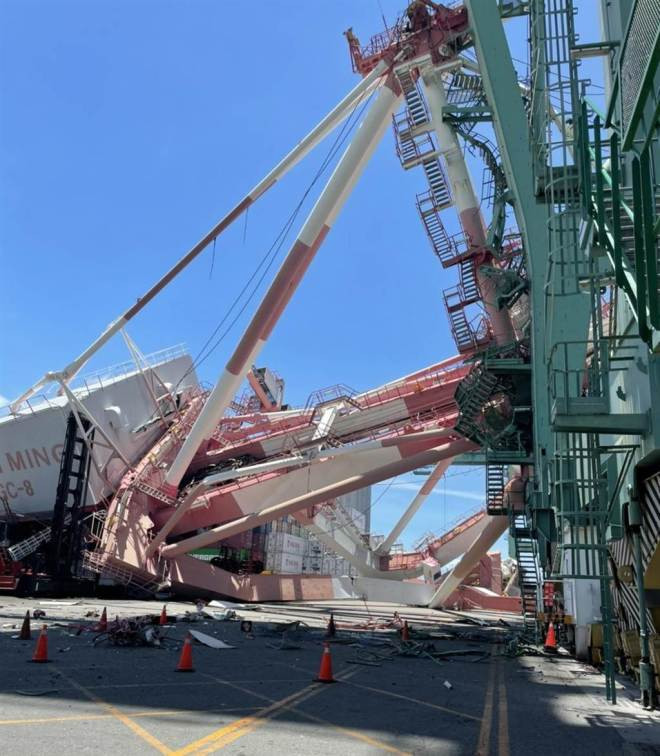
[12,2,537,607]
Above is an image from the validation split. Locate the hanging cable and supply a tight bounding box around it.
[209,237,216,280]
[175,84,378,390]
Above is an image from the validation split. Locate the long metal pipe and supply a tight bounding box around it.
[160,437,476,557]
[9,60,388,413]
[163,77,403,493]
[420,66,515,345]
[375,457,453,554]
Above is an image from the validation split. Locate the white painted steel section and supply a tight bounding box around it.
[249,59,388,201]
[202,453,307,487]
[148,427,451,558]
[428,514,508,608]
[430,512,489,567]
[164,339,265,489]
[10,61,388,414]
[165,83,402,490]
[376,458,452,554]
[206,445,406,521]
[297,82,401,245]
[421,67,481,219]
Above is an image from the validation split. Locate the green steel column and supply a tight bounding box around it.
[632,158,652,344]
[464,0,551,491]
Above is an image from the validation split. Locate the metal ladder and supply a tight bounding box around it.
[8,516,69,562]
[47,412,93,578]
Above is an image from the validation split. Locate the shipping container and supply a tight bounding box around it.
[265,551,303,574]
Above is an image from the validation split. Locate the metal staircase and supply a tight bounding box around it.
[422,158,452,209]
[454,365,500,443]
[446,72,486,107]
[393,67,453,206]
[511,512,541,635]
[486,463,507,515]
[416,191,469,265]
[443,282,491,354]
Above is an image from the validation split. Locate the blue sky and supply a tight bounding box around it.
[0,1,603,552]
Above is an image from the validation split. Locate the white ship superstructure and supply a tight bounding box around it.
[0,345,198,519]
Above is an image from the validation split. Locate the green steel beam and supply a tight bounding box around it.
[551,413,649,435]
[632,157,652,344]
[640,149,659,330]
[609,133,625,289]
[498,1,529,18]
[452,451,535,466]
[442,106,492,123]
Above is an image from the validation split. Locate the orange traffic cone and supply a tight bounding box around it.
[544,623,557,652]
[98,607,108,632]
[31,625,50,663]
[326,614,336,638]
[401,621,410,642]
[159,605,168,626]
[315,641,335,683]
[19,611,31,641]
[176,634,194,672]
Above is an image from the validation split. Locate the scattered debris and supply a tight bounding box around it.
[94,615,172,647]
[189,630,235,649]
[443,680,453,690]
[204,608,236,621]
[209,599,250,611]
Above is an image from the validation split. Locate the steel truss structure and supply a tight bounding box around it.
[7,1,658,701]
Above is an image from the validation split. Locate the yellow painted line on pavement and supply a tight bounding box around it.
[176,667,408,755]
[0,707,260,727]
[475,647,497,756]
[266,657,480,723]
[84,677,308,691]
[173,680,335,755]
[343,679,481,723]
[291,707,411,756]
[58,669,173,755]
